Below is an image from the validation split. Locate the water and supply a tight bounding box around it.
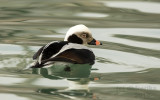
[0,0,160,100]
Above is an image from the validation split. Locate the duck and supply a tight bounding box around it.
[27,24,102,69]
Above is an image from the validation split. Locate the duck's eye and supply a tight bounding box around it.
[82,33,86,38]
[81,33,89,38]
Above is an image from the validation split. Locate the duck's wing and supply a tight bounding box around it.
[33,41,69,62]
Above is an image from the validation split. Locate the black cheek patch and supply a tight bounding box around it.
[67,34,83,44]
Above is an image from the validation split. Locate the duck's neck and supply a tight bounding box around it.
[67,34,83,44]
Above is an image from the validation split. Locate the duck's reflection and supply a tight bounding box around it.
[32,64,96,98]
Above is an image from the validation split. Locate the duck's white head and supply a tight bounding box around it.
[64,24,102,45]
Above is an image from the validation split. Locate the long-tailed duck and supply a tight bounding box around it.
[27,24,102,68]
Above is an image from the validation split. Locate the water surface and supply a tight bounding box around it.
[0,0,160,100]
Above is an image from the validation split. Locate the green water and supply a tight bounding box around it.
[0,0,160,100]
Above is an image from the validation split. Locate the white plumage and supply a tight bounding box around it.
[64,24,91,41]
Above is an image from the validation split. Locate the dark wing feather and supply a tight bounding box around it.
[39,41,68,61]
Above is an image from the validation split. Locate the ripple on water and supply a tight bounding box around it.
[91,28,160,50]
[0,44,26,55]
[32,78,68,87]
[75,12,109,18]
[92,48,160,73]
[38,34,65,38]
[103,1,160,14]
[0,58,23,68]
[89,83,160,91]
[0,93,30,100]
[0,76,26,85]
